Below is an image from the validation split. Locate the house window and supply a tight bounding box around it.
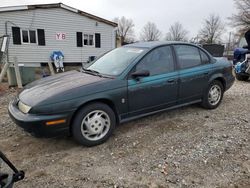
[76,32,100,48]
[89,35,94,45]
[22,30,29,43]
[21,29,37,44]
[84,34,94,46]
[12,27,45,45]
[29,30,36,43]
[84,34,88,45]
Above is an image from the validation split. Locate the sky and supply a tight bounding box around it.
[0,0,237,41]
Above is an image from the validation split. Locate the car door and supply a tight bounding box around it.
[174,44,213,104]
[127,45,179,117]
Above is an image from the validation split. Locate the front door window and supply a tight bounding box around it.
[135,46,175,76]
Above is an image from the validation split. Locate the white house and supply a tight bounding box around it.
[0,3,117,65]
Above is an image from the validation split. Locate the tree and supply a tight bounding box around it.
[113,16,135,43]
[230,0,250,30]
[225,32,239,54]
[198,14,224,44]
[140,22,162,41]
[165,22,189,41]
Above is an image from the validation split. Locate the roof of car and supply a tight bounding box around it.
[125,41,196,48]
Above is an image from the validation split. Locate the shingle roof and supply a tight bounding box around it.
[0,3,118,27]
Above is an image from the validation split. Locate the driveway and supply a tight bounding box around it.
[0,81,249,188]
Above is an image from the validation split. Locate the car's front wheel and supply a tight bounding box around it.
[72,103,116,146]
[202,80,224,109]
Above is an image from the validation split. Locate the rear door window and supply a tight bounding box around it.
[174,45,202,69]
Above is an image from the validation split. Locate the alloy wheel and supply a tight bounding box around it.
[80,110,111,141]
[208,85,222,106]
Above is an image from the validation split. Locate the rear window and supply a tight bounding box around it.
[200,50,210,64]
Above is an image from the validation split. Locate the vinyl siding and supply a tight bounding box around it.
[0,8,116,63]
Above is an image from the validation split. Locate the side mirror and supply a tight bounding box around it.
[131,70,150,79]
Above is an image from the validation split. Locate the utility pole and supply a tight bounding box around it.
[227,32,232,56]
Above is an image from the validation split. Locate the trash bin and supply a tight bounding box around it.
[202,44,225,57]
[88,56,96,63]
[8,66,36,86]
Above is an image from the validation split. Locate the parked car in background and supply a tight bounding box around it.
[8,41,235,146]
[233,29,250,81]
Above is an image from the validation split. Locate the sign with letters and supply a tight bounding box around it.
[56,33,66,40]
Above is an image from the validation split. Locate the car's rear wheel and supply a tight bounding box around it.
[202,80,224,109]
[72,103,116,146]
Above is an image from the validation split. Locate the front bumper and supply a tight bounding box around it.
[8,100,74,137]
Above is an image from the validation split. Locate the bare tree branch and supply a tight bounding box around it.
[165,22,189,41]
[113,16,135,43]
[199,14,224,44]
[230,0,250,31]
[140,22,162,41]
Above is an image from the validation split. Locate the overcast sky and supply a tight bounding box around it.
[1,0,237,41]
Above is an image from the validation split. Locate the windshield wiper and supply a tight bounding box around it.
[81,68,113,78]
[82,67,100,74]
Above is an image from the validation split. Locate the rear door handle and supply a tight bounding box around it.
[204,72,209,75]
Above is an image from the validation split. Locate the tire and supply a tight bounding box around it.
[235,74,249,81]
[72,103,116,147]
[202,80,224,109]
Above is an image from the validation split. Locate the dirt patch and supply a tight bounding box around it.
[0,83,9,96]
[0,81,249,188]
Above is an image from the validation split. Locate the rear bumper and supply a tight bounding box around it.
[225,76,235,91]
[236,72,250,77]
[8,100,74,137]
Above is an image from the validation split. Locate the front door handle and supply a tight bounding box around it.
[204,72,209,75]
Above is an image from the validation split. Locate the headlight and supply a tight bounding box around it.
[18,101,31,114]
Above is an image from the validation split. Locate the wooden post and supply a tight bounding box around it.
[48,61,55,75]
[13,57,23,88]
[0,36,9,83]
[0,62,9,83]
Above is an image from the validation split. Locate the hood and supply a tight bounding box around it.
[19,70,108,106]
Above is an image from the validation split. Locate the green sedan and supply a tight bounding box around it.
[8,41,235,146]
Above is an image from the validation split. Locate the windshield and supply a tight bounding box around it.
[85,47,146,76]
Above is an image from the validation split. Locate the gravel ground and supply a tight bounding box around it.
[0,81,250,188]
